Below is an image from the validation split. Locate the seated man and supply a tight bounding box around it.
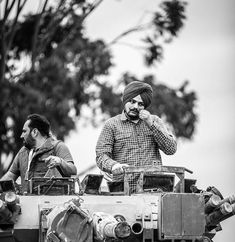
[96,81,177,193]
[1,113,77,192]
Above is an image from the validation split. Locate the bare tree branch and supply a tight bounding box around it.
[31,0,49,70]
[3,0,16,22]
[32,0,68,61]
[53,0,104,53]
[35,0,104,61]
[0,0,27,83]
[3,0,10,21]
[82,0,104,20]
[112,41,146,51]
[108,22,151,46]
[7,0,28,51]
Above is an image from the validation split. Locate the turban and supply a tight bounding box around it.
[122,81,153,108]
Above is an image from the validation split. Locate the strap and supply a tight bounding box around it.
[53,140,62,155]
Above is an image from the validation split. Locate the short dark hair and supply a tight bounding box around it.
[27,114,50,137]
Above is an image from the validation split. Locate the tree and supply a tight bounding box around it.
[0,0,197,176]
[0,0,110,174]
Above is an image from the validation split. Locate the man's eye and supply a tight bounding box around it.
[139,103,144,107]
[130,100,136,104]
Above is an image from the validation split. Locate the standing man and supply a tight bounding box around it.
[96,81,177,192]
[1,113,77,192]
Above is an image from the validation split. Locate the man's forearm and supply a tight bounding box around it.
[96,154,117,173]
[152,128,177,155]
[0,171,18,181]
[59,159,77,176]
[150,117,177,155]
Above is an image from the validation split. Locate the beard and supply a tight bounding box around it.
[124,109,139,120]
[23,133,36,150]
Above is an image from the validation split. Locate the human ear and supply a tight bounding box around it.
[32,128,38,137]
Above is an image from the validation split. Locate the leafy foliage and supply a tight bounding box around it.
[0,0,197,174]
[144,0,187,65]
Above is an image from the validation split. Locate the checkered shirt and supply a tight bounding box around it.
[96,112,177,192]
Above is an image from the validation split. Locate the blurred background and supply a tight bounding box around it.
[0,0,234,241]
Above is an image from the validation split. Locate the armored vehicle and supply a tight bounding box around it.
[0,165,234,242]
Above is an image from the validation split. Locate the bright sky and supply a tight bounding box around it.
[66,0,235,241]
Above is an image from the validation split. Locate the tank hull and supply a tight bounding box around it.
[1,193,206,242]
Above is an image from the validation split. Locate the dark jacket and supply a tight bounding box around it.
[9,137,74,192]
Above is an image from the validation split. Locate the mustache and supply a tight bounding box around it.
[129,108,139,114]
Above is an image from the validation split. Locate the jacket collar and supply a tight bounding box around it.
[34,137,55,156]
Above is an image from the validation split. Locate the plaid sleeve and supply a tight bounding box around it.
[96,121,118,173]
[150,115,177,155]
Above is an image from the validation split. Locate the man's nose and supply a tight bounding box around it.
[133,102,139,108]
